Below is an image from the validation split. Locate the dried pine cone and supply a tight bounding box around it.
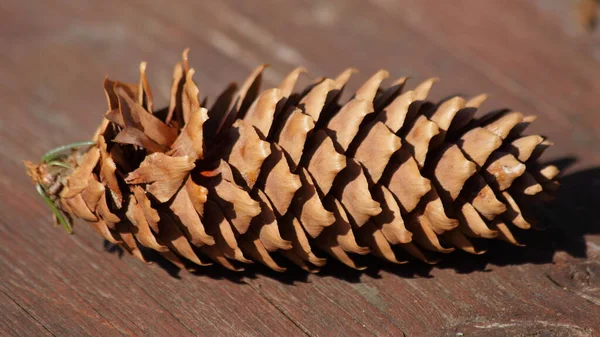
[25,50,560,272]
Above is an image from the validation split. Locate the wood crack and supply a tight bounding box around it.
[243,279,314,337]
[0,287,56,337]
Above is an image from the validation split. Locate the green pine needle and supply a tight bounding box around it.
[36,184,73,234]
[42,141,96,163]
[46,161,71,169]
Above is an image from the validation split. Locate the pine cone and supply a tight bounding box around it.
[25,50,560,272]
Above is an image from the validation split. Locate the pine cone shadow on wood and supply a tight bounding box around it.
[26,50,579,280]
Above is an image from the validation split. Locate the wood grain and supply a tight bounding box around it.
[1,0,599,336]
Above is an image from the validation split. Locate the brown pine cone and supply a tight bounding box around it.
[25,50,559,272]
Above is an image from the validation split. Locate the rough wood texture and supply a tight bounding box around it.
[1,0,599,336]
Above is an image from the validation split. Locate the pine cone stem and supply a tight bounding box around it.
[27,141,97,234]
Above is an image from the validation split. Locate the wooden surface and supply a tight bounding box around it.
[1,0,600,336]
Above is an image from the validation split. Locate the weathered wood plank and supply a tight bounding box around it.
[365,261,600,335]
[0,0,599,336]
[246,272,407,336]
[0,289,54,337]
[0,207,198,336]
[371,0,600,143]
